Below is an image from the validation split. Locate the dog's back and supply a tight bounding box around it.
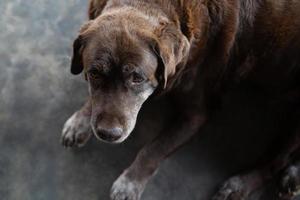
[234,0,300,93]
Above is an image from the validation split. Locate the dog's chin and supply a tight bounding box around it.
[109,134,130,144]
[92,127,132,144]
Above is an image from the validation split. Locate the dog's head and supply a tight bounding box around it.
[70,8,189,143]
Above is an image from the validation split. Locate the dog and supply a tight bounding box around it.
[61,0,300,199]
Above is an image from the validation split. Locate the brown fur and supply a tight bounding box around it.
[83,0,300,99]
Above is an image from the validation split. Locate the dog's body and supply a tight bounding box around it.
[61,0,300,199]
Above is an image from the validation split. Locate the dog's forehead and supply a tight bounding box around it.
[85,35,157,75]
[88,46,144,69]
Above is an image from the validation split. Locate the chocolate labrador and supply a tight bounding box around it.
[61,0,300,199]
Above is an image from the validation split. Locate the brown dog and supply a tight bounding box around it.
[61,0,300,199]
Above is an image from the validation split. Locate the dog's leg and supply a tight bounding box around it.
[212,133,300,200]
[61,98,92,148]
[110,112,207,200]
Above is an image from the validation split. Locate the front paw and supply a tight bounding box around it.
[110,172,146,200]
[279,165,300,200]
[212,176,248,200]
[61,111,92,148]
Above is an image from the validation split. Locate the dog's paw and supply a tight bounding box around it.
[61,111,92,148]
[212,176,248,200]
[279,165,300,200]
[110,172,146,200]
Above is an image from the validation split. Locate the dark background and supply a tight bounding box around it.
[0,0,299,200]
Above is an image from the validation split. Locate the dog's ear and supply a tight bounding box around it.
[70,36,84,75]
[70,21,94,75]
[153,23,190,89]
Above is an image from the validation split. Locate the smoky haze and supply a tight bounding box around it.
[0,0,297,200]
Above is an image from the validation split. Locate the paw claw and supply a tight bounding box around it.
[278,165,300,200]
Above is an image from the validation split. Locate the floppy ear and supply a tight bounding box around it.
[70,36,84,75]
[70,20,94,75]
[153,24,190,89]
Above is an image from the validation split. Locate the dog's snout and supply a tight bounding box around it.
[95,127,123,142]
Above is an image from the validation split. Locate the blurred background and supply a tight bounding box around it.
[0,0,299,200]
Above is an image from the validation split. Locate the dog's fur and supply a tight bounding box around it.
[61,0,300,199]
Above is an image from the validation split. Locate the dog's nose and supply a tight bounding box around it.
[95,127,122,142]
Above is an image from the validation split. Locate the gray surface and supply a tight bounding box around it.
[0,0,299,200]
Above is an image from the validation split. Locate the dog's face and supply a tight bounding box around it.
[70,10,190,143]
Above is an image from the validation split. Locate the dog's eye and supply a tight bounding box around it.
[131,72,145,84]
[88,68,101,80]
